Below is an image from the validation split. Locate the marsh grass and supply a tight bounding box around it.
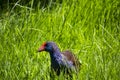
[0,0,120,80]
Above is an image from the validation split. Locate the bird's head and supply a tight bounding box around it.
[38,41,60,53]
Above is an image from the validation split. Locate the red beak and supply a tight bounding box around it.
[38,46,45,52]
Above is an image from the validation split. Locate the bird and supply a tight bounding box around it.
[37,41,81,77]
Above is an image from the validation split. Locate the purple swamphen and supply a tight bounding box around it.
[38,41,81,76]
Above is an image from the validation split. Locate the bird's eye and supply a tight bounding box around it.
[45,44,49,47]
[45,44,53,52]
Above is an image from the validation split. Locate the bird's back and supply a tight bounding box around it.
[61,50,81,73]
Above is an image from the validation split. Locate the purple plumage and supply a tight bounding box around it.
[38,41,81,76]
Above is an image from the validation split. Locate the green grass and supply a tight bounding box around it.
[0,0,120,80]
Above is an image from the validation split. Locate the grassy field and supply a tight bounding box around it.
[0,0,120,80]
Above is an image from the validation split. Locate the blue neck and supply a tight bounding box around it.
[50,51,62,60]
[49,50,62,66]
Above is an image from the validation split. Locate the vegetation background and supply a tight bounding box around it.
[0,0,120,80]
